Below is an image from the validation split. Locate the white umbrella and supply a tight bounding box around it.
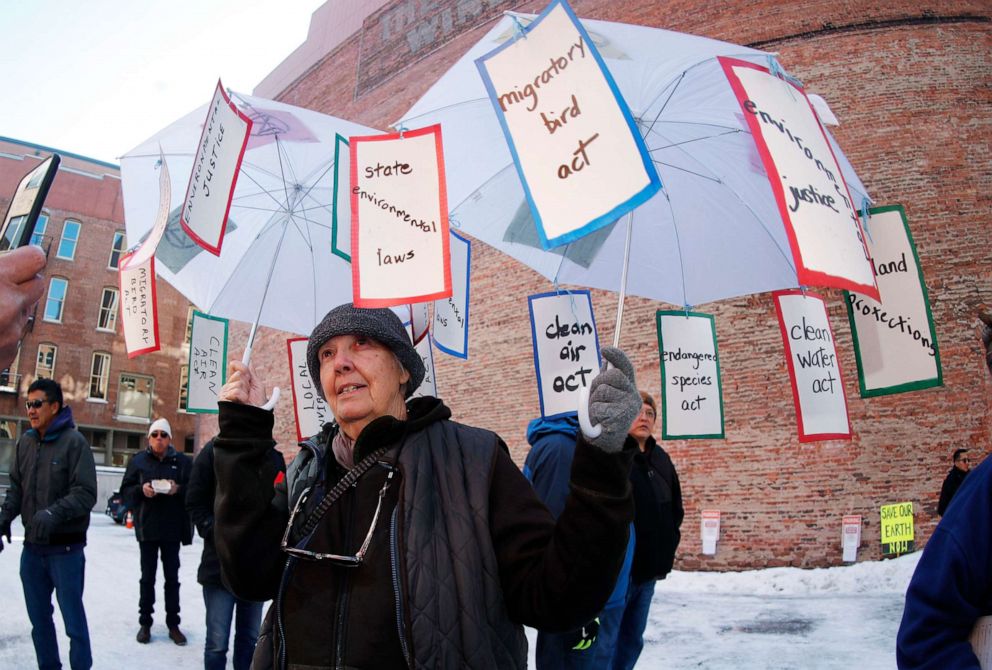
[397,13,872,316]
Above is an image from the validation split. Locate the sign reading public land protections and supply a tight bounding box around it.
[845,205,941,397]
[880,502,914,556]
[720,58,878,300]
[118,252,160,358]
[774,291,850,441]
[656,311,724,439]
[476,0,659,248]
[351,125,452,307]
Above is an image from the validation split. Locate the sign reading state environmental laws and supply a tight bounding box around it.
[656,311,724,439]
[476,0,659,248]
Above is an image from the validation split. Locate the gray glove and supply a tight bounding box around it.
[585,346,640,453]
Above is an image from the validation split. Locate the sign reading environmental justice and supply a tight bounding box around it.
[528,290,600,418]
[880,502,914,556]
[186,311,228,413]
[351,125,451,307]
[432,231,471,358]
[720,58,878,300]
[181,80,253,255]
[656,311,724,439]
[845,205,941,397]
[774,290,850,441]
[287,338,332,441]
[476,0,660,248]
[118,252,160,358]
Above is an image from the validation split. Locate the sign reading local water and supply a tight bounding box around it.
[118,252,160,358]
[186,311,228,413]
[181,80,253,255]
[528,290,601,418]
[433,231,471,358]
[720,58,878,300]
[774,290,850,441]
[845,205,941,397]
[287,338,332,441]
[656,311,724,439]
[475,0,659,248]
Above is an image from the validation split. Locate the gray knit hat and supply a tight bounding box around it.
[306,303,425,400]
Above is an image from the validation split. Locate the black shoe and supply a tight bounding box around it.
[168,626,187,646]
[136,625,151,644]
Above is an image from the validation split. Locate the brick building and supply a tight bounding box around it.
[194,1,990,569]
[0,137,196,475]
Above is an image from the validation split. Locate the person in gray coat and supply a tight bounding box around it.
[0,377,97,670]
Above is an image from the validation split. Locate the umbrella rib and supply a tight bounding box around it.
[651,159,723,184]
[646,129,743,153]
[237,168,290,213]
[397,97,491,127]
[637,51,766,119]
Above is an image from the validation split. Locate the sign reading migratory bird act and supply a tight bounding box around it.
[118,252,160,358]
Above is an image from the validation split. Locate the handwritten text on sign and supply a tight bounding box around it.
[409,329,438,399]
[657,311,724,439]
[720,58,877,299]
[433,231,470,358]
[351,125,452,307]
[118,253,160,358]
[880,502,914,556]
[528,291,600,418]
[846,206,941,397]
[186,311,228,414]
[181,80,252,256]
[476,0,659,248]
[774,291,850,441]
[287,338,332,442]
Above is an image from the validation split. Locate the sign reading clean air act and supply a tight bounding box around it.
[186,311,228,413]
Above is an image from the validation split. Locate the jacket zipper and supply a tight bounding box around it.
[334,492,355,668]
[276,556,295,670]
[391,506,413,668]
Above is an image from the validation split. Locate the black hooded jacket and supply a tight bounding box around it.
[121,444,194,544]
[629,436,684,583]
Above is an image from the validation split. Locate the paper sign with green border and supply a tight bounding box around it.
[656,310,724,439]
[879,501,915,556]
[844,205,941,397]
[185,310,229,414]
[331,134,351,262]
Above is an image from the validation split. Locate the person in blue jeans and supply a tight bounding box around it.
[187,439,285,669]
[523,414,634,669]
[0,378,97,670]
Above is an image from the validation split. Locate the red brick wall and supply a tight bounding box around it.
[207,1,991,568]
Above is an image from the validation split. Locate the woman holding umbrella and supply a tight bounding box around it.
[213,302,641,669]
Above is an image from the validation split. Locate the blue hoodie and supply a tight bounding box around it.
[524,414,634,609]
[896,455,992,668]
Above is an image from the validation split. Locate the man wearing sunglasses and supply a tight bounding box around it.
[937,448,971,517]
[120,417,193,646]
[214,303,642,670]
[0,377,96,670]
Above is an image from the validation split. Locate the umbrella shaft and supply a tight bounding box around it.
[613,211,634,348]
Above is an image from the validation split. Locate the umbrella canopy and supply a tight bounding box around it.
[397,13,871,308]
[121,92,380,336]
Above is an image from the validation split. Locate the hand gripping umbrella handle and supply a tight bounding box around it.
[242,343,281,411]
[577,361,612,440]
[260,386,280,411]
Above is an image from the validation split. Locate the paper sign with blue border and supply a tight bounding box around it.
[844,205,941,397]
[528,290,601,418]
[331,134,352,262]
[186,311,228,414]
[409,329,438,399]
[475,0,660,249]
[287,337,333,441]
[433,230,471,359]
[656,311,724,439]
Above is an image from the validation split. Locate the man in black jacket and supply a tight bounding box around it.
[937,448,971,516]
[0,378,96,670]
[187,440,284,670]
[121,417,193,646]
[612,391,684,670]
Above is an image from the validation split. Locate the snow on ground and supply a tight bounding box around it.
[0,513,917,669]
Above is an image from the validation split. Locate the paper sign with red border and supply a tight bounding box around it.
[719,58,878,300]
[408,302,430,345]
[774,290,851,441]
[287,338,332,442]
[180,80,253,256]
[118,252,160,358]
[350,125,452,307]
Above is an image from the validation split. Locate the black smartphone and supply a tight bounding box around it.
[0,153,61,251]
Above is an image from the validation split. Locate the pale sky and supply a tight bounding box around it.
[2,1,326,165]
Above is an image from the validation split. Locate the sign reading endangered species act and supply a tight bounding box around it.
[879,502,914,556]
[287,338,332,441]
[774,290,850,441]
[186,311,228,413]
[656,311,724,439]
[476,0,659,248]
[720,58,878,300]
[351,125,452,307]
[845,205,941,397]
[528,291,601,418]
[181,80,253,255]
[432,231,471,359]
[118,253,160,358]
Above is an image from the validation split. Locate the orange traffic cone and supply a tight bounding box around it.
[125,511,134,529]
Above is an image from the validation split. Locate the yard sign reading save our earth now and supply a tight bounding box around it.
[475,0,660,249]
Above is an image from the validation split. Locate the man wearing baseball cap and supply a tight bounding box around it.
[120,417,193,646]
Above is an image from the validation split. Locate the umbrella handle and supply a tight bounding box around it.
[577,360,613,440]
[261,386,281,411]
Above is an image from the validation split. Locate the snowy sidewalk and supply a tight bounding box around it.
[0,513,914,669]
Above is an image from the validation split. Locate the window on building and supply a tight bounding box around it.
[0,213,49,251]
[117,373,154,419]
[178,364,189,412]
[31,213,48,246]
[0,345,21,391]
[36,343,57,379]
[89,352,111,400]
[43,277,68,322]
[97,288,119,331]
[108,230,126,269]
[56,220,81,260]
